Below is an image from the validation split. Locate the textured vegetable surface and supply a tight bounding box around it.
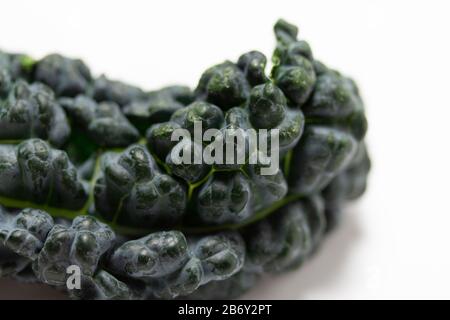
[0,19,370,299]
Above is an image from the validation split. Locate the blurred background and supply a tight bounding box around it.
[0,0,449,299]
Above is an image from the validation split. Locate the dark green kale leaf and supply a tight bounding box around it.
[195,172,254,224]
[0,50,35,82]
[195,61,250,110]
[279,36,367,197]
[124,85,194,133]
[0,206,54,259]
[248,82,287,129]
[170,101,225,135]
[190,231,245,283]
[322,143,371,230]
[303,64,368,140]
[165,138,210,184]
[146,121,182,160]
[69,270,133,300]
[108,231,189,279]
[0,19,370,301]
[273,19,299,48]
[0,80,70,147]
[59,95,140,148]
[92,75,146,107]
[108,230,196,298]
[183,270,259,300]
[0,139,88,210]
[0,68,12,98]
[247,82,305,152]
[107,230,244,298]
[272,19,316,107]
[288,126,358,195]
[246,161,288,210]
[0,245,30,277]
[94,144,187,227]
[147,101,224,184]
[33,216,115,286]
[243,195,325,273]
[34,54,92,97]
[190,162,288,225]
[237,51,269,86]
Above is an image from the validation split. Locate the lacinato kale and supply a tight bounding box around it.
[59,95,140,148]
[0,80,70,147]
[0,19,370,299]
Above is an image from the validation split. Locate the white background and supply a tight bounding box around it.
[0,0,449,299]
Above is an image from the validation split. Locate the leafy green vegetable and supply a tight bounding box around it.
[0,19,370,300]
[322,143,371,230]
[59,95,140,148]
[0,139,88,210]
[0,245,30,277]
[33,215,115,286]
[69,270,133,300]
[288,126,358,195]
[34,54,92,97]
[124,85,194,133]
[92,75,146,107]
[195,61,250,110]
[272,20,316,106]
[94,144,187,227]
[0,81,70,147]
[237,51,268,86]
[0,206,53,259]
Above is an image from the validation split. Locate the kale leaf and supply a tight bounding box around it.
[0,19,370,300]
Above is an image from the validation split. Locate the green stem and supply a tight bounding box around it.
[0,140,25,145]
[111,196,127,227]
[0,196,80,220]
[187,169,214,200]
[283,149,293,179]
[178,193,304,234]
[81,152,102,214]
[0,193,305,237]
[94,192,305,237]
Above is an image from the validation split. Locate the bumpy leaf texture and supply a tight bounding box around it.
[0,19,370,299]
